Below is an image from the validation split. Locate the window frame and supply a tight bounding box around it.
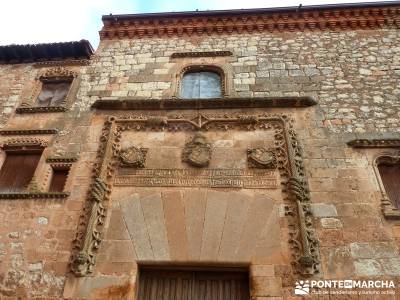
[178,65,226,99]
[373,151,400,219]
[17,66,79,113]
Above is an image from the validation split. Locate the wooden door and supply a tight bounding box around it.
[137,269,249,300]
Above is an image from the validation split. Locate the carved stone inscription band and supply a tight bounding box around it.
[115,168,277,189]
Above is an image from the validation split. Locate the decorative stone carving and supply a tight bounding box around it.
[100,6,399,40]
[119,146,147,168]
[39,66,77,80]
[171,51,233,58]
[182,133,212,167]
[0,129,57,135]
[247,147,277,169]
[347,138,400,148]
[71,113,321,277]
[1,138,48,149]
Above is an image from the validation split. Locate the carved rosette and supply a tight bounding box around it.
[182,133,212,167]
[247,147,277,169]
[119,146,148,168]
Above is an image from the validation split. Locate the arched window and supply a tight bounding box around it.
[181,71,222,99]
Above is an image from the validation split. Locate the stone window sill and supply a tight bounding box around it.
[0,192,69,199]
[16,106,67,114]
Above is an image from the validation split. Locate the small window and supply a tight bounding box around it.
[36,81,71,107]
[378,163,400,209]
[181,71,222,99]
[0,150,43,192]
[49,167,69,192]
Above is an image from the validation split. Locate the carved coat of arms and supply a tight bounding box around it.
[119,146,147,168]
[182,133,212,167]
[247,147,277,169]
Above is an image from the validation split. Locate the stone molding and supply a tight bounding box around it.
[70,113,320,277]
[46,157,78,163]
[1,138,49,149]
[0,192,69,199]
[34,59,90,67]
[91,97,317,110]
[171,51,233,58]
[100,5,400,40]
[373,151,400,220]
[16,106,68,114]
[347,139,400,148]
[0,129,58,135]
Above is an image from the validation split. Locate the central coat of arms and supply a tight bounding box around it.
[182,133,212,167]
[119,146,148,168]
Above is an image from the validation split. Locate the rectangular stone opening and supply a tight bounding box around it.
[137,266,250,300]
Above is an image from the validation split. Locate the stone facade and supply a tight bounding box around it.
[1,3,400,299]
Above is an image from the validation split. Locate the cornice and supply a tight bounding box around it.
[99,5,400,40]
[34,59,90,67]
[171,51,233,58]
[347,139,400,148]
[91,97,317,110]
[0,129,58,135]
[46,157,78,163]
[16,106,67,114]
[0,192,69,199]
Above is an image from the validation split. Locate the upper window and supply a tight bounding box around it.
[36,81,71,107]
[378,162,400,209]
[181,71,222,99]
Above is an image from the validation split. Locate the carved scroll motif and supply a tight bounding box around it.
[70,113,320,277]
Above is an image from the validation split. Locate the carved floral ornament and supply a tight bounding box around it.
[373,151,400,219]
[38,66,78,80]
[70,113,320,277]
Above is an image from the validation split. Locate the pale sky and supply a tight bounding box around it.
[0,0,394,49]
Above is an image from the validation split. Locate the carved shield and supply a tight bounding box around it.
[247,147,276,169]
[182,133,212,167]
[119,146,147,168]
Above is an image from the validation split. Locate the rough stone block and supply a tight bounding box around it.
[350,242,399,259]
[354,259,383,276]
[321,218,342,229]
[311,203,338,217]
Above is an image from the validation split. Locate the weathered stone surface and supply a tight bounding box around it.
[320,218,343,229]
[350,242,399,259]
[353,259,384,276]
[311,203,338,218]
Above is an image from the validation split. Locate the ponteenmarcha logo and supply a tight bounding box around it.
[295,280,310,295]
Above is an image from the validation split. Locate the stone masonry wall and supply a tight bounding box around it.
[83,29,400,133]
[0,25,400,299]
[0,63,99,299]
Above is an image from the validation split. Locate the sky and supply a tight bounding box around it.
[0,0,394,49]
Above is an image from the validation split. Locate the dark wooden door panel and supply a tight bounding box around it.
[0,152,41,192]
[138,269,249,300]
